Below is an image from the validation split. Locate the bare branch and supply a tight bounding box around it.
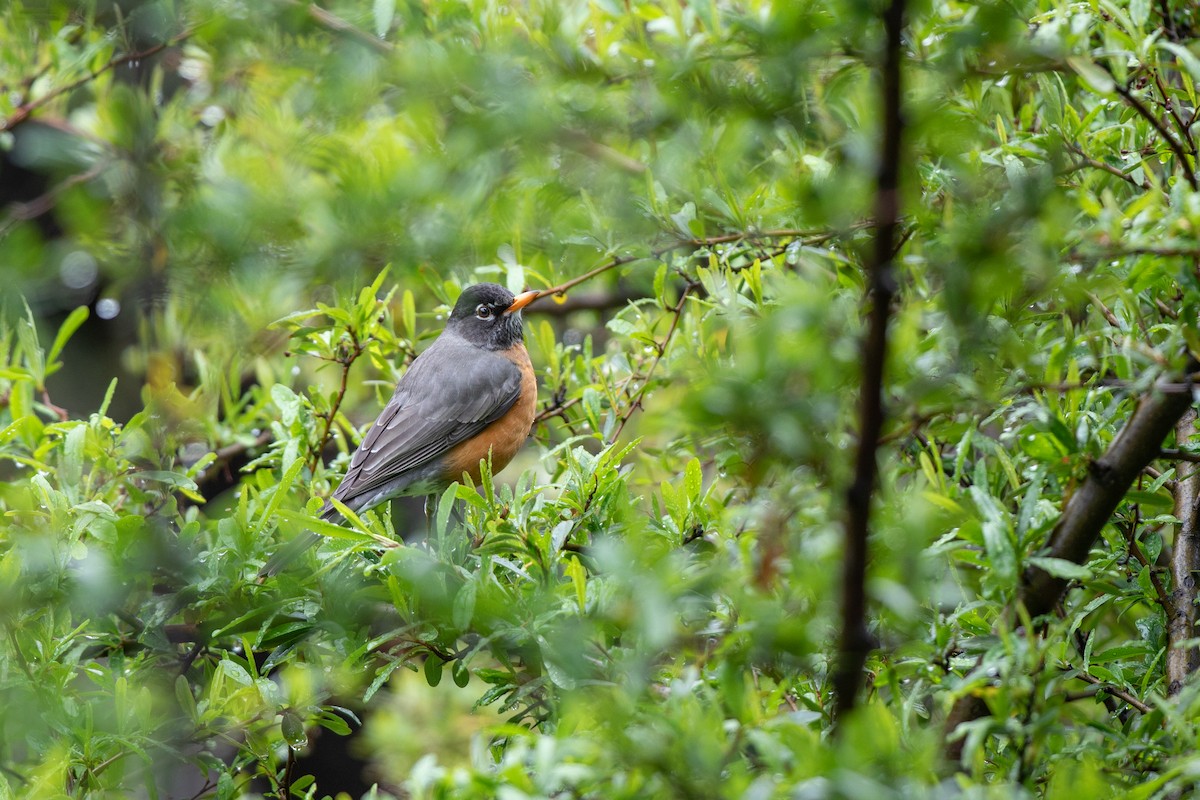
[610,286,693,442]
[304,2,395,54]
[1067,667,1153,714]
[1,30,195,133]
[1063,141,1150,190]
[0,163,105,237]
[833,0,905,723]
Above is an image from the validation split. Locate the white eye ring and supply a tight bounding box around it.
[475,304,493,320]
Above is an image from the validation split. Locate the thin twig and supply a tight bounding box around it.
[1112,78,1199,191]
[283,744,296,798]
[610,286,694,442]
[1086,291,1122,328]
[1063,140,1149,189]
[1154,296,1179,320]
[1148,67,1195,154]
[309,329,362,475]
[1162,448,1200,463]
[1158,0,1180,41]
[1124,521,1171,611]
[182,780,218,800]
[304,3,395,54]
[562,131,647,174]
[0,163,105,237]
[530,227,864,302]
[178,643,205,676]
[1067,667,1153,713]
[1,29,195,133]
[533,395,581,425]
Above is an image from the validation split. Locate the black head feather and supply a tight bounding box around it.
[445,283,527,350]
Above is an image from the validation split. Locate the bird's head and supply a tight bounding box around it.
[446,283,539,350]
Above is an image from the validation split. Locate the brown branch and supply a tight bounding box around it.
[0,30,194,133]
[1149,67,1195,154]
[304,3,395,54]
[194,431,274,496]
[1125,520,1171,610]
[1169,408,1200,695]
[309,330,363,475]
[1020,370,1193,608]
[528,227,862,303]
[833,0,905,724]
[533,395,581,426]
[610,286,693,442]
[1067,666,1154,714]
[1064,141,1150,190]
[283,743,296,798]
[944,362,1197,761]
[1156,297,1181,320]
[1162,448,1200,462]
[1086,291,1123,328]
[1112,78,1199,191]
[1158,0,1181,42]
[562,131,647,175]
[0,163,105,237]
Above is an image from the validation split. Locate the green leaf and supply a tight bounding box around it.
[46,306,88,369]
[1027,556,1092,581]
[1159,43,1200,85]
[1067,56,1115,94]
[424,656,444,687]
[684,457,702,503]
[175,675,197,722]
[436,481,458,540]
[402,289,416,342]
[255,456,306,535]
[452,580,476,629]
[970,485,1016,589]
[452,660,470,688]
[219,659,253,687]
[281,710,308,748]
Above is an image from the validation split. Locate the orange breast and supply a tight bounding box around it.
[443,345,537,483]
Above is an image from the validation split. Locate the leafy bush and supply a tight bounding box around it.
[3,0,1200,798]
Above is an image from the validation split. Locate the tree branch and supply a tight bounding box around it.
[1063,141,1150,190]
[192,431,274,502]
[1112,79,1199,191]
[833,0,905,723]
[1067,666,1153,714]
[529,227,862,302]
[0,162,105,237]
[609,286,693,442]
[1169,408,1200,694]
[1018,371,1196,616]
[303,2,395,54]
[0,30,194,133]
[944,362,1197,761]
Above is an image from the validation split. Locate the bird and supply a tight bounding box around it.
[261,282,540,575]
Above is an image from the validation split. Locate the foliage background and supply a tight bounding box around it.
[3,0,1200,797]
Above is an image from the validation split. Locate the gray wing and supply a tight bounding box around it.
[328,334,523,511]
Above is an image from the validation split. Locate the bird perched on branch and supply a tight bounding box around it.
[262,283,540,575]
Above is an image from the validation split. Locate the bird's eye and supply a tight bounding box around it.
[475,304,493,320]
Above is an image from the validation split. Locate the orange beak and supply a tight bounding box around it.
[505,290,540,315]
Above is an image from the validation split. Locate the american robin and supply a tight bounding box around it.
[262,282,539,575]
